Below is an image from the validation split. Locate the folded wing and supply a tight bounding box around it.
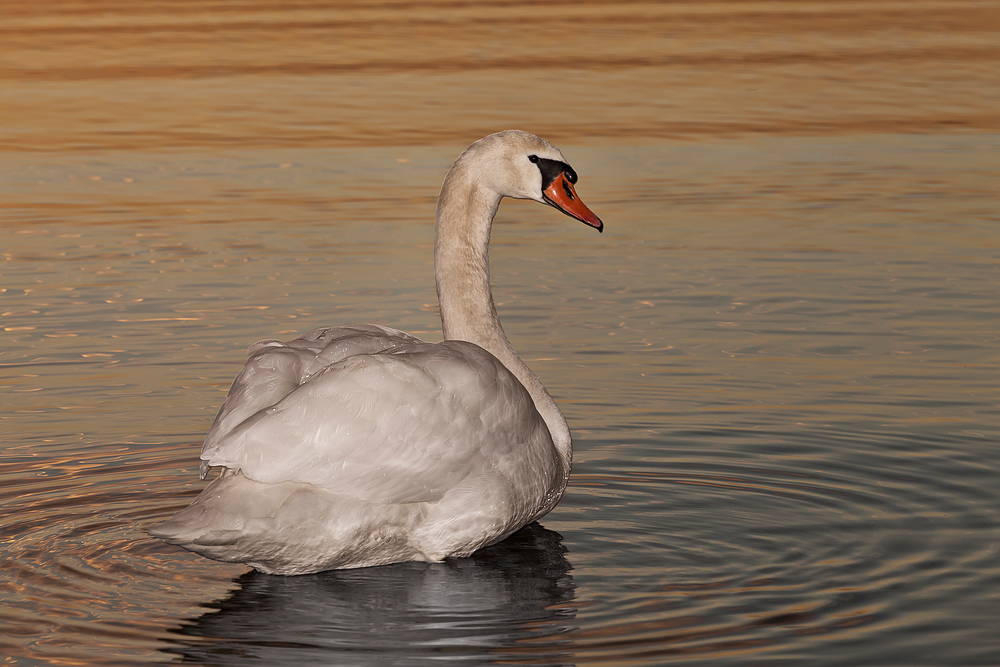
[199,326,550,505]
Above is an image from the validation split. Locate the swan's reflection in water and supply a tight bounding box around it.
[164,523,576,665]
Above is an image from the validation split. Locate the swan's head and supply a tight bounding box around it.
[456,130,603,233]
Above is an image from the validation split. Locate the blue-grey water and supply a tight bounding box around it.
[2,2,998,665]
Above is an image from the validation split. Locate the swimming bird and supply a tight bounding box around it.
[151,130,603,575]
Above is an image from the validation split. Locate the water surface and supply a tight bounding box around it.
[2,1,998,665]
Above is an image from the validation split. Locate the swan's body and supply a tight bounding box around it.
[151,131,602,575]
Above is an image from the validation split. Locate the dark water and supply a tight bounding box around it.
[2,2,999,665]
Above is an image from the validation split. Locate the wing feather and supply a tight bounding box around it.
[199,331,548,505]
[200,325,423,475]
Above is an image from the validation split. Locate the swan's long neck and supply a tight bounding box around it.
[434,161,571,467]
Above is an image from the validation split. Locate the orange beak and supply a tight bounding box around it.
[543,173,603,233]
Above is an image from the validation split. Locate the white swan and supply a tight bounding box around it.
[151,131,603,575]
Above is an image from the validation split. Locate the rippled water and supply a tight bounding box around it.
[2,1,999,665]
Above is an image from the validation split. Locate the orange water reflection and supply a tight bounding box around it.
[2,0,997,153]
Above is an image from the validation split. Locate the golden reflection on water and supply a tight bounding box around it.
[2,1,998,152]
[2,1,999,665]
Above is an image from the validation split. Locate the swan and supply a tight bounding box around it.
[151,130,603,575]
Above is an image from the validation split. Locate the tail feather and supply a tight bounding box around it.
[149,469,429,574]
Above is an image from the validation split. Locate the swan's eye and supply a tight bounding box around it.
[527,155,539,163]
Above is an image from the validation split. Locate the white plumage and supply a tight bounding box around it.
[151,131,603,574]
